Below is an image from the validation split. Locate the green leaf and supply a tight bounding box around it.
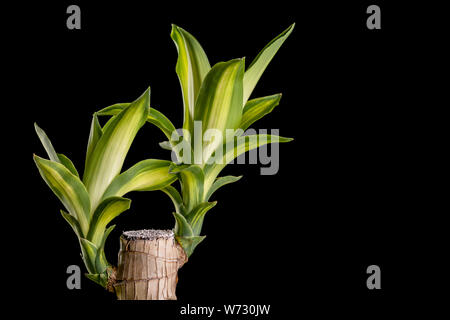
[85,273,108,288]
[97,103,178,142]
[57,153,79,178]
[60,210,82,238]
[194,59,245,163]
[85,114,103,170]
[87,197,131,247]
[159,141,172,150]
[175,235,206,258]
[80,238,98,274]
[96,102,129,116]
[205,175,243,201]
[240,94,282,131]
[170,164,204,213]
[83,88,150,211]
[171,24,211,135]
[148,107,178,142]
[35,123,80,176]
[243,23,295,104]
[185,201,217,235]
[203,134,293,190]
[101,159,177,200]
[99,225,116,252]
[95,225,115,273]
[34,155,90,237]
[161,185,185,215]
[172,211,193,237]
[34,123,60,163]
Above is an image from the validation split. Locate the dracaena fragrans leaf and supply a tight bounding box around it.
[102,159,176,200]
[162,186,185,215]
[60,210,82,238]
[96,102,129,116]
[193,59,245,164]
[83,87,150,211]
[240,94,282,131]
[205,175,242,201]
[172,211,207,256]
[171,24,211,136]
[243,23,295,104]
[170,164,204,213]
[97,103,178,142]
[95,225,116,273]
[85,113,103,169]
[176,235,206,258]
[185,201,217,235]
[172,211,194,237]
[79,238,98,274]
[34,155,91,236]
[57,153,79,178]
[85,273,108,288]
[35,123,81,177]
[148,107,179,141]
[34,123,60,163]
[203,134,293,191]
[159,141,173,150]
[87,197,131,247]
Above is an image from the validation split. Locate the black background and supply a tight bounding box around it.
[21,0,442,317]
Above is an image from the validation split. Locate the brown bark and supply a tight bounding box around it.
[114,230,187,300]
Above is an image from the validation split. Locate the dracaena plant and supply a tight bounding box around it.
[33,88,177,288]
[96,24,295,257]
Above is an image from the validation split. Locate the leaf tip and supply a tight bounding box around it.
[133,87,151,113]
[285,23,295,36]
[33,153,43,162]
[274,93,283,102]
[170,24,181,38]
[143,86,151,98]
[34,122,43,135]
[123,197,132,209]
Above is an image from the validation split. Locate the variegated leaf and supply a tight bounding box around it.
[240,94,282,131]
[203,134,293,191]
[171,24,211,135]
[185,201,217,235]
[194,58,245,163]
[34,155,91,236]
[97,103,178,142]
[79,238,98,274]
[205,175,242,201]
[243,23,295,104]
[87,197,131,247]
[170,164,204,213]
[101,159,176,200]
[83,88,150,210]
